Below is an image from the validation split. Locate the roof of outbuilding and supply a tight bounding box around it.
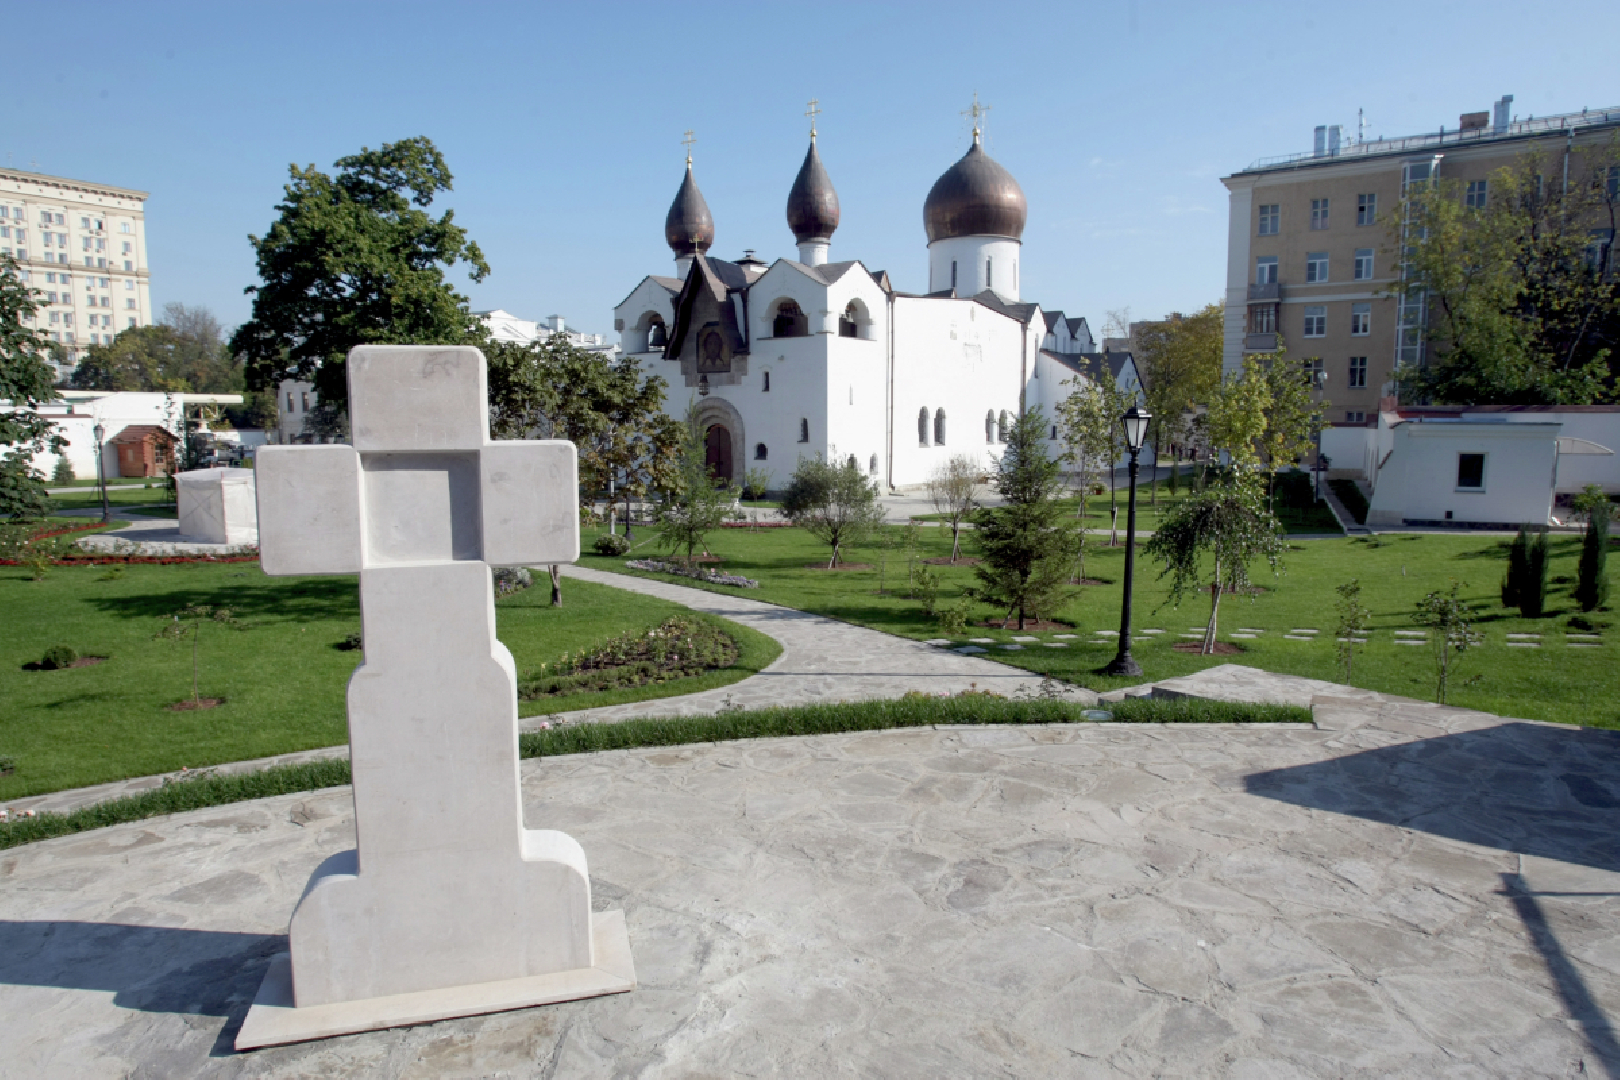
[968,290,1041,325]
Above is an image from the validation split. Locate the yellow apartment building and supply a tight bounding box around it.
[1221,97,1620,424]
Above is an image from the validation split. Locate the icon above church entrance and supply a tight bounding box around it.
[697,329,731,374]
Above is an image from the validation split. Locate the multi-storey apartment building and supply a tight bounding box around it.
[1221,98,1620,423]
[0,168,153,377]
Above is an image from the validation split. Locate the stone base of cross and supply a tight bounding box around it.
[236,346,635,1050]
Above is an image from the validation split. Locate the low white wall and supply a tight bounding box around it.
[1367,421,1559,527]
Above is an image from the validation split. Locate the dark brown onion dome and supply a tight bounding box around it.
[786,138,840,243]
[665,163,715,257]
[922,131,1027,243]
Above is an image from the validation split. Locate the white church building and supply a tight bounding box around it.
[614,115,1120,491]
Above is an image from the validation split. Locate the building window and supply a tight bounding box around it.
[1353,249,1374,280]
[839,301,864,338]
[762,370,770,392]
[1254,256,1278,285]
[1345,410,1366,423]
[301,392,310,411]
[1249,305,1277,334]
[1050,424,1058,440]
[124,260,133,271]
[1348,356,1367,387]
[287,392,295,411]
[985,410,995,444]
[772,299,808,338]
[1351,302,1370,336]
[918,407,929,447]
[997,410,1010,442]
[754,443,768,460]
[1457,453,1485,490]
[934,408,946,446]
[1305,252,1329,282]
[1465,180,1488,209]
[950,260,957,291]
[798,418,809,443]
[127,318,135,328]
[1303,306,1326,337]
[1357,193,1376,226]
[120,222,131,233]
[984,257,993,291]
[126,298,136,309]
[1310,198,1329,230]
[869,454,879,475]
[1257,203,1279,235]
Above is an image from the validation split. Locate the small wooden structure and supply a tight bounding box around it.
[109,424,177,478]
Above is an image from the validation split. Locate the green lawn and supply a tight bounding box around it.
[49,486,175,513]
[914,482,1342,536]
[583,523,1618,728]
[0,563,778,799]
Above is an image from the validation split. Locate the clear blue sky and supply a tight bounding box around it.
[12,0,1618,340]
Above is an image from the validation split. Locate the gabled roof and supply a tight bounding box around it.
[665,254,749,360]
[779,259,866,287]
[614,273,685,311]
[1042,310,1064,332]
[969,290,1041,325]
[1043,350,1140,385]
[109,424,175,444]
[1066,316,1089,339]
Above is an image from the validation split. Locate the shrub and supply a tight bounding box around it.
[914,564,940,616]
[1502,526,1528,609]
[492,566,533,596]
[39,645,78,670]
[1520,526,1550,619]
[51,456,74,484]
[593,533,632,556]
[1574,489,1611,613]
[936,602,968,636]
[518,615,739,699]
[336,632,363,651]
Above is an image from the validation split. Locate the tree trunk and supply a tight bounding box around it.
[950,521,962,562]
[1203,560,1222,655]
[549,564,562,606]
[829,538,839,569]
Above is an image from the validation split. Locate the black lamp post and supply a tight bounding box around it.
[1105,404,1152,677]
[92,421,109,523]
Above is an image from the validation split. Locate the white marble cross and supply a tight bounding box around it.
[237,346,634,1049]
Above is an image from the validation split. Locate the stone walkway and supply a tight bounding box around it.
[4,688,1618,1077]
[3,566,1070,818]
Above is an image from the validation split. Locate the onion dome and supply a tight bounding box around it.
[665,162,714,257]
[922,130,1027,243]
[786,137,840,244]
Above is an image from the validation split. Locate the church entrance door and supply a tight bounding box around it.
[704,424,733,483]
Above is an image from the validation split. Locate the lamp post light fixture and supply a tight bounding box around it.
[1105,404,1152,678]
[92,421,110,523]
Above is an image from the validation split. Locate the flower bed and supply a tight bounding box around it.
[1,553,260,566]
[518,615,740,699]
[625,558,759,588]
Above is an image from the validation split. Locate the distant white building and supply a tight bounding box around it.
[0,167,154,379]
[478,310,619,357]
[5,390,247,480]
[613,111,1112,491]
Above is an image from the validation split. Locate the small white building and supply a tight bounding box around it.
[1324,404,1620,528]
[7,390,248,480]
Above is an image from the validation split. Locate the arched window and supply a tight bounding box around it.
[755,443,768,460]
[998,410,1010,442]
[798,418,810,443]
[869,454,879,475]
[985,410,995,444]
[918,407,929,447]
[648,319,667,348]
[762,370,770,392]
[847,454,858,470]
[839,302,858,338]
[772,299,808,338]
[934,408,946,446]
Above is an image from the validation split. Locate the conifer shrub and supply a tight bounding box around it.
[1575,492,1611,613]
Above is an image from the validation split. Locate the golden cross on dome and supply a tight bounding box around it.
[962,91,991,139]
[682,129,696,164]
[806,98,821,139]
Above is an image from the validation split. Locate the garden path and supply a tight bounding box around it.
[6,687,1618,1076]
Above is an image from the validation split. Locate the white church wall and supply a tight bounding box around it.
[822,272,892,483]
[614,278,678,356]
[928,236,1022,300]
[889,295,1024,489]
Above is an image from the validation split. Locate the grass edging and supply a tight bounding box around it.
[0,696,1307,850]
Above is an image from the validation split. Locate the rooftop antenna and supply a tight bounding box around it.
[805,97,821,141]
[1358,108,1367,144]
[682,129,696,166]
[962,91,991,143]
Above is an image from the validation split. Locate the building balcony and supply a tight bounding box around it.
[1243,333,1278,352]
[1247,282,1282,302]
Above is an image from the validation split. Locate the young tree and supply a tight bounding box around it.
[1203,358,1271,469]
[0,254,63,519]
[230,137,490,409]
[1143,475,1286,653]
[1257,357,1328,509]
[655,404,737,564]
[1334,579,1371,685]
[1574,485,1612,613]
[925,453,980,562]
[1132,304,1224,505]
[1395,137,1620,406]
[781,455,886,568]
[1414,581,1477,704]
[971,408,1081,629]
[1054,372,1125,532]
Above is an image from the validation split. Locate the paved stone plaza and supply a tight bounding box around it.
[4,690,1618,1077]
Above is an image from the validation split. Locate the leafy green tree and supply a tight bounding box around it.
[656,403,737,564]
[1395,137,1620,405]
[1203,358,1271,468]
[1574,485,1612,613]
[1143,475,1285,653]
[0,254,63,518]
[972,408,1080,629]
[781,455,885,569]
[1055,371,1126,538]
[1257,357,1328,509]
[1133,304,1224,504]
[924,452,980,562]
[72,305,241,394]
[230,137,489,408]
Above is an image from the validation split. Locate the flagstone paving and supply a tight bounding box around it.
[3,685,1618,1077]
